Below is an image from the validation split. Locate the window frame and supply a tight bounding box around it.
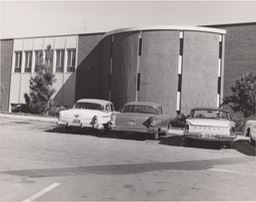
[55,49,65,73]
[24,51,32,73]
[34,50,43,72]
[67,49,76,72]
[14,51,22,73]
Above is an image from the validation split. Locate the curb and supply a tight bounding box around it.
[0,113,57,124]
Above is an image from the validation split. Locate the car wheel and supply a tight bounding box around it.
[152,129,160,140]
[182,136,190,146]
[249,134,255,146]
[65,126,72,133]
[116,132,124,139]
[224,141,232,148]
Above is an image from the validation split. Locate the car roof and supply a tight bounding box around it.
[76,99,113,105]
[191,107,230,113]
[124,101,162,108]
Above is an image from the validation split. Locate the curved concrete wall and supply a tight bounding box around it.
[98,26,226,116]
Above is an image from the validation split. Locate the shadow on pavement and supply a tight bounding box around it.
[2,156,254,177]
[233,139,256,156]
[159,135,256,156]
[44,127,149,141]
[159,136,222,150]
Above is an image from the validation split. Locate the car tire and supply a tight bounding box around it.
[152,129,160,140]
[116,132,124,139]
[65,126,72,133]
[182,136,190,146]
[249,134,255,146]
[223,141,232,148]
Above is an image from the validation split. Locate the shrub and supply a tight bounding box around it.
[47,101,66,117]
[231,116,244,132]
[170,113,187,128]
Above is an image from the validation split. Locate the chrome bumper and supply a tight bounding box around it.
[110,126,153,134]
[57,120,103,130]
[184,132,236,141]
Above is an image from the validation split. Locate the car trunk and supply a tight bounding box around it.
[114,113,152,130]
[188,119,230,134]
[63,109,104,121]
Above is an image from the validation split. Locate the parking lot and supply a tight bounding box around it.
[0,115,256,201]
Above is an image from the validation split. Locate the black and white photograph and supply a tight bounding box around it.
[1,1,256,201]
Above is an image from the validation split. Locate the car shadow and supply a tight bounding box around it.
[44,127,101,137]
[44,127,256,155]
[44,127,148,140]
[159,135,256,156]
[159,136,222,150]
[232,139,256,156]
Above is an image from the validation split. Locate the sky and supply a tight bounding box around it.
[1,1,256,39]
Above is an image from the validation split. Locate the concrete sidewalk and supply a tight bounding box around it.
[0,113,57,124]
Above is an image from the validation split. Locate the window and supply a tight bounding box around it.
[24,51,32,72]
[56,49,65,72]
[67,49,76,72]
[122,105,158,115]
[34,50,43,72]
[45,49,53,72]
[74,102,104,111]
[14,51,22,72]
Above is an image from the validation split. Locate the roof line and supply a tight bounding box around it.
[103,25,226,38]
[202,21,256,27]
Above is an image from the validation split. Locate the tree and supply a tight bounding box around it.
[25,45,56,114]
[221,72,256,118]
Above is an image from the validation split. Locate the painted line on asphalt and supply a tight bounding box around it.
[22,182,60,202]
[209,168,256,176]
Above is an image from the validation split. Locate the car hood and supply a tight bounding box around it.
[187,118,233,127]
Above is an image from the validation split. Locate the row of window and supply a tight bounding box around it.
[14,49,76,73]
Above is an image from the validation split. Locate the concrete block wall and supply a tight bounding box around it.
[0,39,13,111]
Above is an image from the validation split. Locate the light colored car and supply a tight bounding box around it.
[108,102,171,140]
[58,99,115,132]
[183,108,236,147]
[245,120,256,146]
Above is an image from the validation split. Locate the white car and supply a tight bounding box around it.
[58,99,115,132]
[245,120,256,146]
[183,108,236,147]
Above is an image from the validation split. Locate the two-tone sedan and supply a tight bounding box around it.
[107,102,171,140]
[183,108,237,147]
[57,99,115,132]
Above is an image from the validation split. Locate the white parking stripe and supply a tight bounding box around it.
[209,168,256,176]
[22,183,60,202]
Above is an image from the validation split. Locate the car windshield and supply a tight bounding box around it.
[73,102,104,111]
[191,109,230,120]
[122,105,158,115]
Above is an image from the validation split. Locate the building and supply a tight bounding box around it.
[1,22,255,117]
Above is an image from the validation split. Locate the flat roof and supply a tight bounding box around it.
[103,25,226,38]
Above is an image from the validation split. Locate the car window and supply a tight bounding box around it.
[157,107,163,115]
[110,104,115,111]
[105,104,111,112]
[192,110,229,120]
[123,105,158,115]
[74,102,104,111]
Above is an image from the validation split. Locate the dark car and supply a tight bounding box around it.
[107,102,171,140]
